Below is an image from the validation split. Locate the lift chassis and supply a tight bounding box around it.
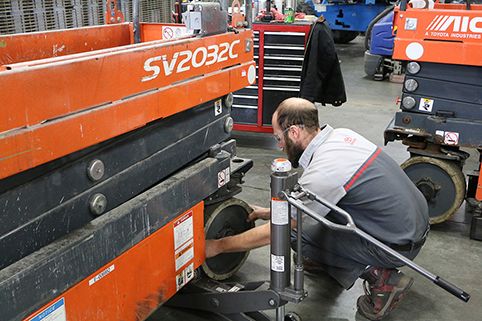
[0,2,257,320]
[384,1,482,230]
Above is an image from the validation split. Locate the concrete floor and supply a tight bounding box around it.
[149,37,481,321]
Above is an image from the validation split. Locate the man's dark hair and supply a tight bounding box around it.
[275,98,320,133]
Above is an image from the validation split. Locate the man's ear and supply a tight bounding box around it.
[289,126,302,142]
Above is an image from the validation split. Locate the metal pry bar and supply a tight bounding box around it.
[282,185,471,303]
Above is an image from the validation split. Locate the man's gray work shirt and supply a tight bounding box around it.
[297,125,429,244]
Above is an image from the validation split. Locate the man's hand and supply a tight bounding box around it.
[205,224,271,258]
[205,239,223,258]
[247,205,270,222]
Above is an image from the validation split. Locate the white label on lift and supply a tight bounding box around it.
[175,239,194,271]
[444,131,459,145]
[271,254,285,272]
[89,264,115,286]
[162,26,193,40]
[228,285,242,292]
[217,167,231,188]
[176,262,195,291]
[271,199,289,225]
[419,98,434,112]
[174,211,194,250]
[28,298,66,321]
[405,18,418,31]
[214,99,223,116]
[215,287,228,292]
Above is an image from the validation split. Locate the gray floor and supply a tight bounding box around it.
[149,37,481,321]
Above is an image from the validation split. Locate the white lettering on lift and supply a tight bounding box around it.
[142,40,240,82]
[427,15,482,33]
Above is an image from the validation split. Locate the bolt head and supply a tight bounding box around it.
[402,116,412,124]
[89,193,107,215]
[224,117,234,133]
[87,159,105,181]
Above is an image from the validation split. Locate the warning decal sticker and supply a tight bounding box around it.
[174,211,194,271]
[419,98,434,112]
[217,167,230,188]
[176,262,195,291]
[28,298,66,321]
[214,99,222,116]
[444,131,459,145]
[175,239,194,271]
[271,199,289,225]
[271,254,285,272]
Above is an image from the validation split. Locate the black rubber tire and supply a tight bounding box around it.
[202,198,254,280]
[332,30,359,44]
[401,156,466,224]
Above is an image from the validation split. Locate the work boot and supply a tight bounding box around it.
[356,267,414,320]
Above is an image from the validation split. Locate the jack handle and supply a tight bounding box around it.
[283,186,471,303]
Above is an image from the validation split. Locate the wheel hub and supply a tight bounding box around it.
[202,198,254,280]
[416,177,440,202]
[401,156,466,224]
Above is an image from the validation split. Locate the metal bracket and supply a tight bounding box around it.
[182,2,228,36]
[166,278,283,316]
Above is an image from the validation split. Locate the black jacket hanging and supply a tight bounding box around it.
[300,17,347,106]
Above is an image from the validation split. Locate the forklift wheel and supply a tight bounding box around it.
[401,156,466,224]
[332,30,359,44]
[284,312,302,321]
[202,198,254,280]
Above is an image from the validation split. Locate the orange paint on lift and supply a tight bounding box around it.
[0,27,255,179]
[22,202,206,321]
[0,23,133,66]
[0,61,254,179]
[392,4,482,66]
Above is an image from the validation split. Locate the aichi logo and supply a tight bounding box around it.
[426,15,482,33]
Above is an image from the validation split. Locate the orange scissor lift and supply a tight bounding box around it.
[385,0,482,237]
[0,2,261,320]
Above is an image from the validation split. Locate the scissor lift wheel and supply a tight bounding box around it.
[202,198,254,280]
[401,156,466,224]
